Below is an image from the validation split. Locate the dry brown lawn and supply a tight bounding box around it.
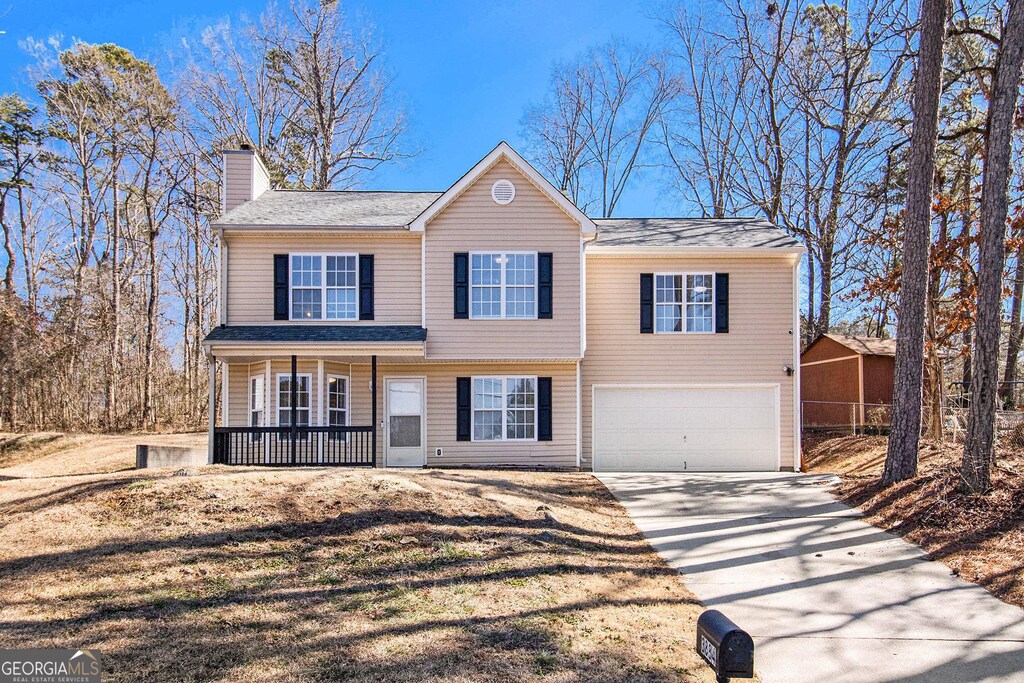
[0,432,207,478]
[803,433,1024,610]
[0,434,714,682]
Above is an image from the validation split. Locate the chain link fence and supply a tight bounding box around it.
[801,400,892,434]
[802,400,1024,442]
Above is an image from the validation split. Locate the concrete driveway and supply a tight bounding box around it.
[598,472,1024,683]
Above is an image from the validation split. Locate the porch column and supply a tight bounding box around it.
[221,361,229,427]
[207,359,216,464]
[264,360,271,464]
[317,359,325,464]
[290,354,298,465]
[371,355,378,467]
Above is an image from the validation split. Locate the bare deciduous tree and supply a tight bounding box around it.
[523,40,679,217]
[183,0,410,190]
[660,0,912,341]
[659,11,748,218]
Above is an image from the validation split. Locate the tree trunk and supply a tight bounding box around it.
[925,298,945,440]
[106,154,120,429]
[817,244,834,337]
[962,0,1024,493]
[1000,247,1024,408]
[806,253,816,344]
[0,194,14,295]
[924,211,948,441]
[143,217,159,431]
[961,152,975,404]
[883,0,947,485]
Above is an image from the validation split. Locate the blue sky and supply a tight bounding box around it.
[0,0,686,217]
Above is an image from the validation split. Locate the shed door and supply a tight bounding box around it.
[593,386,779,472]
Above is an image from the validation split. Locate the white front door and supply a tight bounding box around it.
[385,378,426,467]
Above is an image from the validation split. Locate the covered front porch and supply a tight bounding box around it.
[203,325,427,467]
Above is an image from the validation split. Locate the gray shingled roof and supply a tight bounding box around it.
[214,188,800,251]
[593,217,801,249]
[204,325,427,344]
[215,190,442,227]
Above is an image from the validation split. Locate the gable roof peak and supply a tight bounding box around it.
[409,141,597,234]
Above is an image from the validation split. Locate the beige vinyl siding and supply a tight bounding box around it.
[353,362,576,467]
[226,363,248,426]
[226,359,324,427]
[223,152,254,212]
[423,158,582,359]
[224,232,421,325]
[581,255,798,470]
[224,360,577,468]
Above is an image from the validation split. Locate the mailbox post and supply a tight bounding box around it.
[695,609,754,682]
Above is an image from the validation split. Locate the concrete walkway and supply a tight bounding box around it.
[598,472,1024,683]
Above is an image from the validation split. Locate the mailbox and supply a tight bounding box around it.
[696,609,754,682]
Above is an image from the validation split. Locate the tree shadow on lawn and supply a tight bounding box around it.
[0,471,710,682]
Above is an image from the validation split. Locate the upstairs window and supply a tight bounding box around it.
[655,273,714,333]
[470,252,536,319]
[290,254,357,320]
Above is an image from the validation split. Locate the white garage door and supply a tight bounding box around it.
[593,385,779,472]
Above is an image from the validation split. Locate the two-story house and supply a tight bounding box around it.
[202,142,804,472]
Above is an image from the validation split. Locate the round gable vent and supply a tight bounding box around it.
[491,179,516,205]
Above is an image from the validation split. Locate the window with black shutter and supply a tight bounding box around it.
[538,252,553,319]
[273,254,288,320]
[537,377,552,441]
[456,377,471,441]
[640,273,654,333]
[454,253,469,319]
[359,254,374,320]
[715,273,729,333]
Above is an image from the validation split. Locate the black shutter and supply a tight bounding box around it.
[359,254,374,320]
[456,377,471,441]
[274,254,289,320]
[715,273,729,333]
[538,252,553,319]
[537,377,552,441]
[639,273,654,333]
[454,252,469,319]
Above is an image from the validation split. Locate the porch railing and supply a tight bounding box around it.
[212,426,375,466]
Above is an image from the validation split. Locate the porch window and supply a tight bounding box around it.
[472,376,536,441]
[249,376,265,426]
[290,254,357,320]
[327,375,348,426]
[277,374,312,427]
[249,375,265,442]
[470,252,536,319]
[655,273,714,333]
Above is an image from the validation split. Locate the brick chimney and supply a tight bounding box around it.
[221,145,270,214]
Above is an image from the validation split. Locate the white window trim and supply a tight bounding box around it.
[275,372,313,427]
[470,375,539,442]
[469,251,539,320]
[325,374,350,426]
[248,375,265,427]
[288,252,360,321]
[654,271,716,335]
